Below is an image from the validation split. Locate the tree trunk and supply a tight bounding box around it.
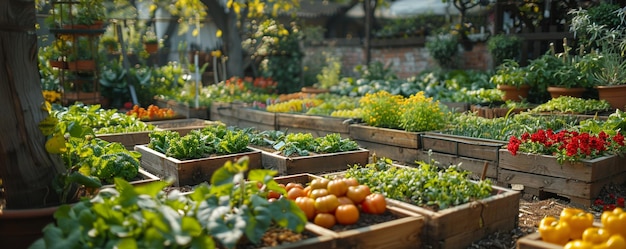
[0,0,65,209]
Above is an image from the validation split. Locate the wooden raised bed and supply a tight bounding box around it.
[516,232,562,249]
[235,107,276,131]
[154,98,208,119]
[134,145,262,186]
[470,105,529,119]
[97,131,154,150]
[275,113,351,138]
[250,146,369,176]
[274,173,425,249]
[149,118,220,136]
[348,124,421,164]
[419,132,506,179]
[498,149,626,207]
[208,102,246,127]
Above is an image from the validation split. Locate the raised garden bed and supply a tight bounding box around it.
[498,149,626,207]
[470,104,529,119]
[208,101,245,127]
[348,124,421,164]
[274,173,425,249]
[236,107,276,131]
[134,145,262,186]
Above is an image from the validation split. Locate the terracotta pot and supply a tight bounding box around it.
[144,43,158,54]
[0,206,58,248]
[497,84,530,102]
[547,86,586,99]
[67,60,96,71]
[48,60,67,69]
[596,84,626,111]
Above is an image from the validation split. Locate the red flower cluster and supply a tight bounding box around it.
[594,195,625,212]
[507,129,625,164]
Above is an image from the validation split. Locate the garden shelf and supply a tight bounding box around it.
[274,173,425,249]
[498,149,626,207]
[348,124,421,164]
[134,145,262,186]
[249,146,369,176]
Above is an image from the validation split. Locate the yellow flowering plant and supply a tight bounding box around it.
[399,92,447,132]
[358,90,404,129]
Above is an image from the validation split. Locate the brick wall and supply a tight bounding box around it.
[303,39,491,79]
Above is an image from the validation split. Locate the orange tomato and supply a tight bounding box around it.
[309,188,329,199]
[346,185,371,204]
[327,179,349,197]
[295,196,316,220]
[310,178,330,190]
[285,182,304,192]
[335,204,360,225]
[286,187,307,200]
[343,178,359,187]
[337,196,355,206]
[314,213,336,229]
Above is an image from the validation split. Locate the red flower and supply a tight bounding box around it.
[618,197,625,208]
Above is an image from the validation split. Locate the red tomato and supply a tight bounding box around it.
[314,194,340,213]
[314,213,336,229]
[327,179,349,197]
[295,196,316,220]
[346,185,371,204]
[361,193,387,214]
[268,190,281,200]
[335,204,360,225]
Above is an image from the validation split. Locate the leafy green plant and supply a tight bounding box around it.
[345,157,493,211]
[353,60,398,81]
[426,35,459,69]
[314,133,359,153]
[316,54,342,89]
[250,131,360,156]
[100,36,119,52]
[489,60,528,87]
[530,96,611,114]
[31,157,307,249]
[148,125,252,160]
[487,34,522,67]
[99,62,129,108]
[51,103,155,134]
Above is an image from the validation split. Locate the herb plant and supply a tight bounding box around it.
[530,96,611,114]
[344,157,493,211]
[31,157,307,249]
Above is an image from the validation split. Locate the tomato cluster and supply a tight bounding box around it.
[538,207,626,248]
[271,177,387,229]
[126,105,176,120]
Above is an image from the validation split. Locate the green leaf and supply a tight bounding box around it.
[115,238,138,249]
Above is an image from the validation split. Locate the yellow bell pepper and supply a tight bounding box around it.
[582,227,611,245]
[564,240,593,249]
[561,207,595,240]
[539,216,572,246]
[601,208,626,238]
[594,235,626,249]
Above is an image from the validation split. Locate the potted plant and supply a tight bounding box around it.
[100,35,119,53]
[570,3,626,110]
[490,59,530,102]
[143,30,159,54]
[67,37,96,71]
[487,34,522,68]
[73,0,106,29]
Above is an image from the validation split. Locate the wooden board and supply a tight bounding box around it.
[516,232,566,249]
[251,147,369,175]
[148,118,221,136]
[349,124,421,149]
[154,98,208,119]
[499,150,625,183]
[351,139,419,164]
[97,131,152,150]
[415,150,498,180]
[209,102,244,127]
[134,145,262,186]
[274,173,425,249]
[498,168,626,206]
[469,105,529,119]
[235,108,276,131]
[420,132,506,162]
[275,113,351,137]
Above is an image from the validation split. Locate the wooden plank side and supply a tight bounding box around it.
[348,124,420,149]
[335,206,424,249]
[436,218,517,249]
[420,133,505,162]
[498,168,594,200]
[498,149,622,182]
[98,131,152,150]
[254,148,369,176]
[516,233,562,249]
[353,139,419,164]
[236,108,276,125]
[416,150,498,179]
[135,145,167,176]
[237,120,276,132]
[209,102,240,127]
[280,126,348,138]
[167,150,263,186]
[276,113,351,134]
[149,118,221,136]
